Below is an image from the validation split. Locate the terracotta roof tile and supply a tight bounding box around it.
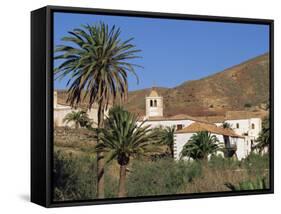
[176,122,243,138]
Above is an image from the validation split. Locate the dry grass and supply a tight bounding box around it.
[54,127,96,154]
[53,127,270,196]
[183,165,268,193]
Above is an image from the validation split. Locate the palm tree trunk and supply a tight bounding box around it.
[118,164,127,197]
[75,121,79,129]
[170,144,174,159]
[97,107,105,198]
[223,135,232,158]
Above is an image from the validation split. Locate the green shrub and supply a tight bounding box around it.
[126,159,201,197]
[52,150,270,200]
[242,153,269,176]
[225,177,269,191]
[104,167,119,198]
[208,155,240,170]
[244,103,252,108]
[53,150,97,201]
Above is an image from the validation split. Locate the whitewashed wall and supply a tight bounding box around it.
[174,133,194,160]
[235,137,250,160]
[174,133,226,160]
[53,106,73,127]
[139,119,194,129]
[53,105,99,128]
[174,132,248,161]
[145,96,163,117]
[225,118,262,138]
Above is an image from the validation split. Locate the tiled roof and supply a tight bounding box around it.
[145,114,209,123]
[194,111,267,123]
[176,122,243,138]
[195,116,226,123]
[225,111,267,120]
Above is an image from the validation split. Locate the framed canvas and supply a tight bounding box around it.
[31,5,274,207]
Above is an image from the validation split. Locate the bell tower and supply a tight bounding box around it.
[145,88,163,118]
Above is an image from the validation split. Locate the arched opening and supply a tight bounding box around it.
[251,123,255,129]
[154,100,157,107]
[236,123,239,129]
[150,100,153,107]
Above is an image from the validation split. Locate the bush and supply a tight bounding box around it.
[242,153,269,176]
[126,159,201,197]
[53,150,270,200]
[208,155,240,170]
[53,150,97,201]
[244,103,252,108]
[225,177,269,191]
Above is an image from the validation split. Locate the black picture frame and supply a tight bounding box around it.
[31,5,274,208]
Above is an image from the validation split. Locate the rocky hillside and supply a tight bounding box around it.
[57,53,270,117]
[125,53,269,116]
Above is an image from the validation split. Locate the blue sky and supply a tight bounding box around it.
[53,12,269,91]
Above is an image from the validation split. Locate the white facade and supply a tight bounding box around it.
[138,88,264,161]
[53,91,99,128]
[224,118,262,138]
[223,118,262,151]
[145,90,163,117]
[54,87,264,160]
[174,132,247,161]
[139,119,194,130]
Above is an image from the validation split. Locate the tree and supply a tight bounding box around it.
[55,23,141,198]
[255,117,270,154]
[221,122,232,129]
[63,110,92,129]
[180,131,220,161]
[220,122,236,158]
[96,106,159,197]
[153,126,176,158]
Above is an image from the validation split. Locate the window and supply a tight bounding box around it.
[177,124,183,130]
[236,123,239,129]
[251,123,255,129]
[150,100,153,107]
[154,100,157,107]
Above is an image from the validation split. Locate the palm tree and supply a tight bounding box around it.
[221,122,232,129]
[63,110,91,129]
[154,126,176,158]
[55,23,141,198]
[255,116,270,154]
[220,122,236,158]
[96,106,159,197]
[180,131,220,161]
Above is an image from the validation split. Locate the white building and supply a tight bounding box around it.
[145,89,163,117]
[174,122,246,160]
[54,88,265,160]
[53,91,100,128]
[139,88,264,160]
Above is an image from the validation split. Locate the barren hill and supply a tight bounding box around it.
[57,53,269,117]
[125,53,269,116]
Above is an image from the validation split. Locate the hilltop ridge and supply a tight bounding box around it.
[57,53,270,117]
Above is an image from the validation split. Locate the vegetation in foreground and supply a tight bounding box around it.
[53,143,269,201]
[53,106,270,201]
[53,19,270,202]
[96,106,160,197]
[55,22,141,198]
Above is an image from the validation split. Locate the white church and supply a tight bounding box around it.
[54,88,265,161]
[138,88,264,160]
